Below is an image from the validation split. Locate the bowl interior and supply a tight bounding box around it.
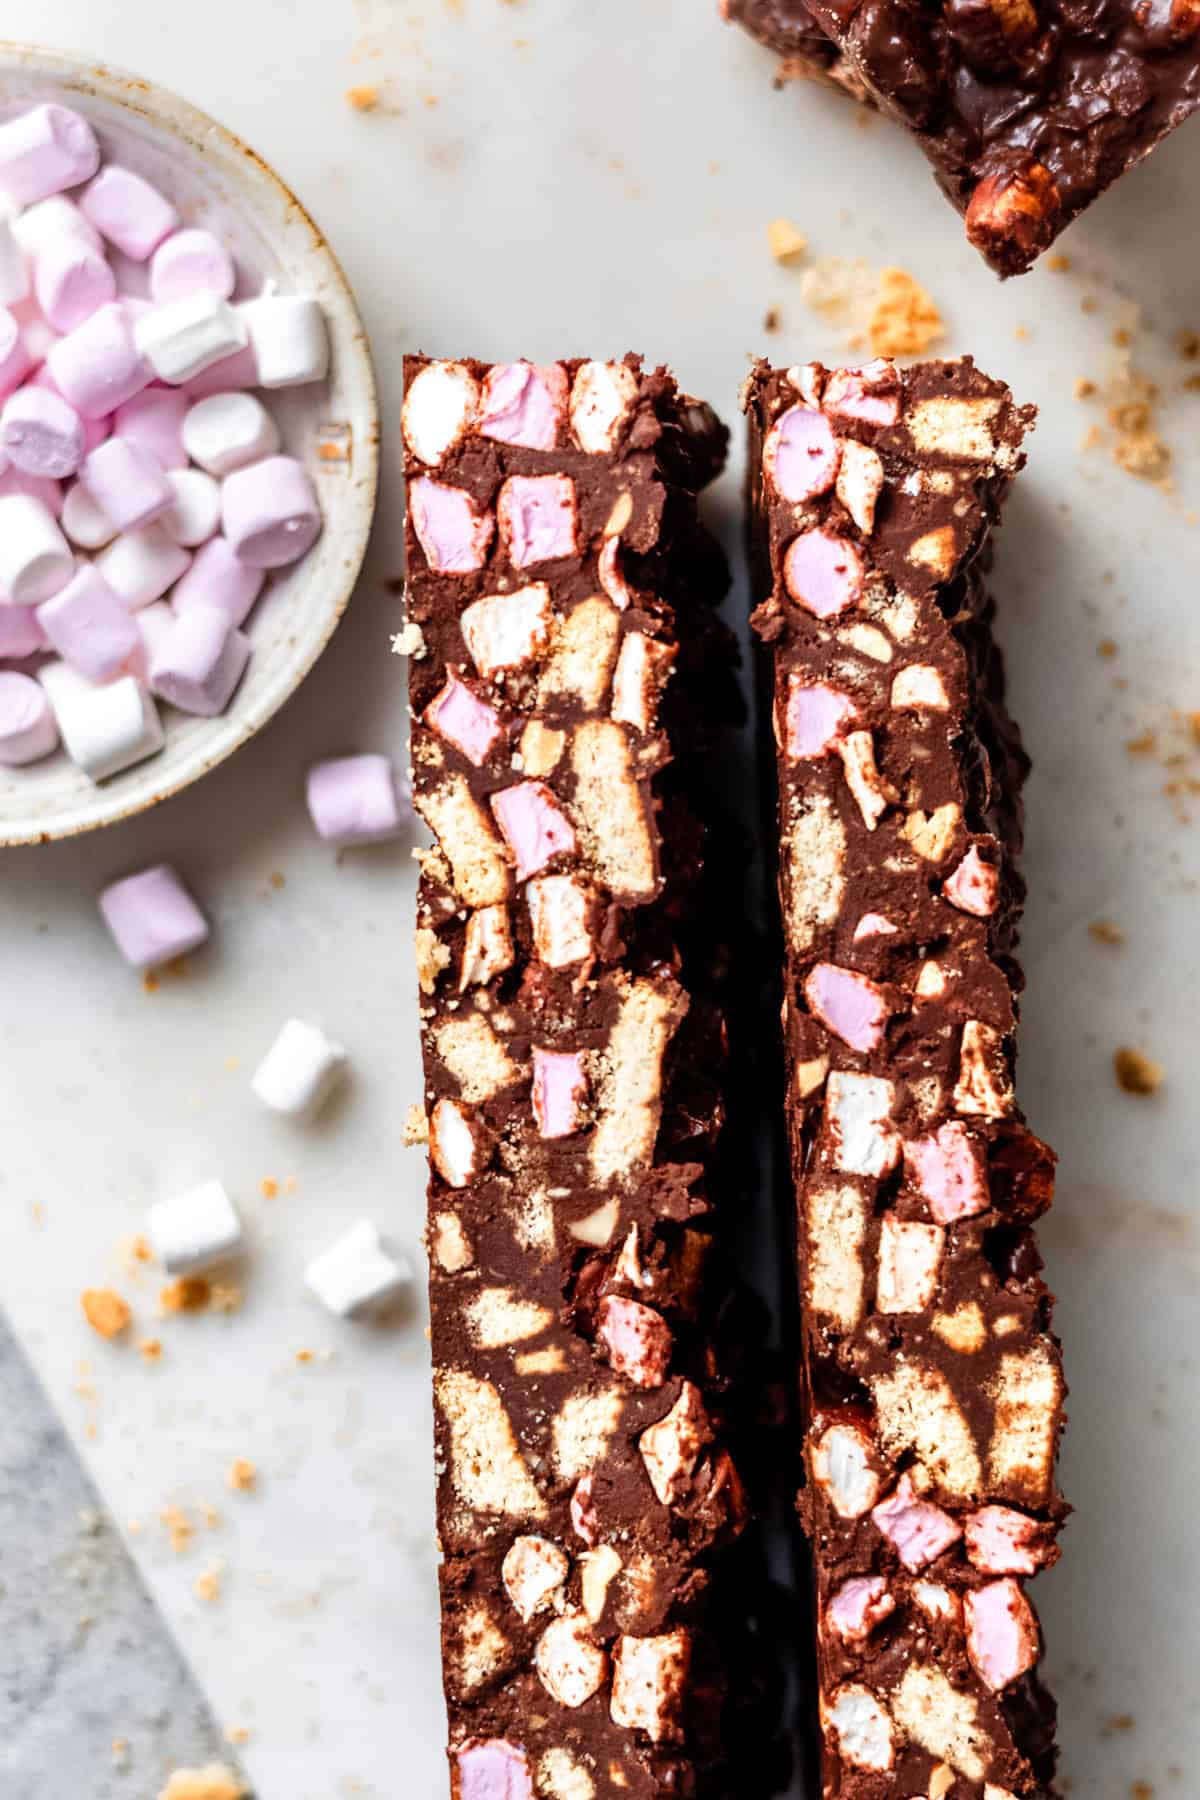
[0,47,378,845]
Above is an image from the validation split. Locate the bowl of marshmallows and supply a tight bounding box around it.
[0,47,379,844]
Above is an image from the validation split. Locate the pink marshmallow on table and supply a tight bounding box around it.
[33,235,116,334]
[0,493,73,604]
[98,863,209,970]
[0,600,45,658]
[47,301,150,419]
[149,228,236,303]
[0,668,59,764]
[0,105,100,208]
[161,468,220,548]
[170,535,263,626]
[35,564,138,683]
[305,753,405,847]
[79,165,178,261]
[221,454,321,569]
[0,385,84,478]
[80,437,173,533]
[96,524,190,610]
[0,305,32,397]
[29,366,109,453]
[148,603,250,716]
[113,386,189,470]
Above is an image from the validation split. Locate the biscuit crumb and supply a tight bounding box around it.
[391,622,427,658]
[1108,357,1171,484]
[210,1282,242,1314]
[763,307,781,333]
[402,1101,429,1146]
[1126,730,1156,755]
[345,84,379,111]
[224,1726,252,1746]
[158,1766,246,1800]
[138,1338,164,1361]
[1047,253,1071,272]
[161,1277,211,1314]
[81,1289,131,1339]
[1097,639,1117,658]
[1114,1048,1163,1095]
[228,1458,257,1493]
[194,1566,222,1604]
[1088,920,1124,947]
[1074,377,1096,399]
[767,217,807,265]
[260,1177,279,1199]
[161,1506,194,1553]
[868,267,944,358]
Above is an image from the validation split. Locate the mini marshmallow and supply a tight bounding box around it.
[0,305,32,397]
[0,669,58,765]
[149,604,250,716]
[183,341,258,399]
[0,386,85,478]
[36,564,137,682]
[113,387,189,470]
[12,195,102,261]
[129,599,175,677]
[0,602,44,657]
[79,165,178,261]
[304,1219,412,1320]
[34,235,116,333]
[149,228,236,303]
[171,535,263,626]
[252,1018,347,1119]
[0,205,29,307]
[61,480,115,550]
[221,455,321,568]
[238,291,328,388]
[80,437,173,532]
[47,302,150,418]
[38,661,164,780]
[145,1179,241,1276]
[96,524,190,609]
[0,465,63,515]
[0,493,73,604]
[0,105,100,209]
[29,366,109,453]
[134,292,248,385]
[305,753,404,846]
[183,391,280,476]
[98,861,210,970]
[161,468,220,547]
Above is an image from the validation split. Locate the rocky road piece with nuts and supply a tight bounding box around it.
[723,0,1200,275]
[404,356,753,1799]
[746,356,1067,1798]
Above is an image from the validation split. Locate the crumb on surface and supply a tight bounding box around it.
[402,1102,429,1146]
[194,1566,222,1604]
[763,307,780,333]
[138,1338,163,1361]
[1097,638,1117,658]
[81,1289,131,1340]
[766,217,807,266]
[1047,253,1071,272]
[143,971,160,994]
[260,1177,279,1199]
[158,1766,247,1800]
[1114,1048,1164,1096]
[161,1277,212,1314]
[868,267,944,358]
[269,870,286,889]
[224,1725,252,1746]
[345,84,379,111]
[228,1457,257,1493]
[391,621,426,658]
[1126,730,1157,755]
[161,1506,195,1553]
[295,1348,315,1365]
[1088,920,1125,946]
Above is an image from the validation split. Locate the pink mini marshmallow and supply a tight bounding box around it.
[964,1579,1040,1692]
[96,524,191,610]
[306,753,405,847]
[596,1295,672,1389]
[871,1474,962,1572]
[904,1121,988,1224]
[783,677,856,759]
[221,454,321,569]
[0,465,64,516]
[0,386,84,478]
[491,780,576,879]
[0,105,100,208]
[455,1739,534,1800]
[826,1577,895,1644]
[36,565,137,682]
[149,228,237,303]
[80,437,174,533]
[33,235,116,334]
[531,1046,587,1139]
[47,302,150,419]
[822,360,901,428]
[804,962,890,1053]
[171,535,264,627]
[763,405,839,502]
[853,912,898,941]
[478,361,567,450]
[944,844,1000,917]
[498,474,579,568]
[784,528,864,619]
[148,603,250,716]
[409,476,494,575]
[98,863,209,970]
[182,341,259,399]
[113,387,189,470]
[0,305,33,398]
[965,1507,1052,1577]
[0,669,58,764]
[424,671,502,767]
[29,367,109,453]
[0,601,45,657]
[79,165,178,261]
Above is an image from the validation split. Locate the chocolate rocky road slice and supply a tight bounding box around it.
[745,354,1068,1797]
[724,0,1200,276]
[403,355,776,1799]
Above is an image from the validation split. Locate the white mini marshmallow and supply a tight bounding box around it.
[80,437,174,532]
[0,493,74,604]
[0,386,85,478]
[132,598,175,674]
[96,524,191,609]
[134,292,248,385]
[148,604,250,716]
[221,455,321,569]
[171,536,263,626]
[0,603,45,658]
[0,105,100,208]
[34,235,116,334]
[304,1219,412,1320]
[161,467,221,547]
[79,164,178,261]
[145,1179,242,1276]
[238,291,328,389]
[98,862,210,969]
[11,194,102,259]
[0,305,32,397]
[38,661,164,780]
[61,480,115,550]
[251,1018,347,1119]
[0,669,59,765]
[182,391,280,476]
[149,228,236,303]
[0,204,29,307]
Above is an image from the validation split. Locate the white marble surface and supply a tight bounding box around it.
[3,3,1200,1796]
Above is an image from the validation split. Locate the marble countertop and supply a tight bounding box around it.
[2,3,1199,1795]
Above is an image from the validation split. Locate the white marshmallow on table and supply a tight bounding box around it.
[221,455,321,569]
[305,754,405,847]
[12,194,102,259]
[36,564,138,683]
[38,661,164,780]
[0,305,32,397]
[0,104,100,208]
[0,669,58,765]
[0,602,44,657]
[0,204,29,307]
[171,535,263,626]
[114,386,188,470]
[145,1179,241,1275]
[96,523,190,609]
[47,302,150,419]
[150,228,235,303]
[134,292,248,385]
[79,165,177,262]
[0,493,73,604]
[0,386,84,478]
[34,234,116,334]
[149,603,250,716]
[161,467,220,547]
[238,291,328,389]
[80,437,173,533]
[98,861,209,970]
[61,480,115,550]
[183,391,279,476]
[251,1018,347,1119]
[304,1219,411,1320]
